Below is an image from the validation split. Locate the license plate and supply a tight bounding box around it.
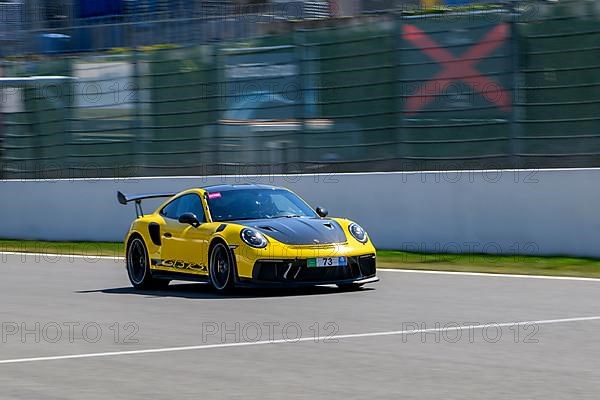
[307,257,347,267]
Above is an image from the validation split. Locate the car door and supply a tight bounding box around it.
[160,193,210,275]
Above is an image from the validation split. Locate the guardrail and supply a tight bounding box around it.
[1,168,599,258]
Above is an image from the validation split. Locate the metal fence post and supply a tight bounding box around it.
[0,61,4,179]
[63,58,73,179]
[31,79,42,179]
[508,1,522,169]
[131,48,144,177]
[212,43,221,176]
[394,12,405,170]
[294,27,307,174]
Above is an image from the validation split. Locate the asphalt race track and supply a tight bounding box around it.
[1,253,599,399]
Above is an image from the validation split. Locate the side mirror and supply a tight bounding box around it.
[316,206,328,218]
[178,212,200,227]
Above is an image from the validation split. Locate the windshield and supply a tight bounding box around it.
[207,189,318,222]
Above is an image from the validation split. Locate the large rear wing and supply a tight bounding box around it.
[117,191,176,217]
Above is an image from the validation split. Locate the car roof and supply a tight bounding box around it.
[201,183,283,193]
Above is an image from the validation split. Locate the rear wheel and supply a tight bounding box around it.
[209,242,235,292]
[127,237,170,290]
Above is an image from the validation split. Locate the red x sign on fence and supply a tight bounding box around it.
[403,23,512,115]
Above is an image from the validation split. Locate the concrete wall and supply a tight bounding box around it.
[1,169,599,257]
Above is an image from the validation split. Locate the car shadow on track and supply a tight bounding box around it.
[77,283,373,299]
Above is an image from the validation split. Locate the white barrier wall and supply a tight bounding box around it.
[1,169,599,257]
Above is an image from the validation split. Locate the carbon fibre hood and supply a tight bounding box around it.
[236,218,347,245]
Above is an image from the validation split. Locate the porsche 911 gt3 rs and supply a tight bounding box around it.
[118,184,378,292]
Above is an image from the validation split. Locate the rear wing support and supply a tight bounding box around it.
[117,191,176,218]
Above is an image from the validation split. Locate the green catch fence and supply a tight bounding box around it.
[517,1,600,165]
[1,0,599,178]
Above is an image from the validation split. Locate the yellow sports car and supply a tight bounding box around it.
[118,184,378,292]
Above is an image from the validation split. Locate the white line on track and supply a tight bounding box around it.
[378,268,600,282]
[1,316,599,365]
[2,252,600,282]
[0,251,122,261]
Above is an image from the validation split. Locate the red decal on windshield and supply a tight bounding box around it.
[208,192,222,199]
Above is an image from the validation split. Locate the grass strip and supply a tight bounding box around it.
[1,240,599,278]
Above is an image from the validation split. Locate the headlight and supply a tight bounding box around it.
[348,223,368,243]
[240,228,268,248]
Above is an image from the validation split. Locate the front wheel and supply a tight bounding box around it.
[209,242,235,292]
[126,237,170,290]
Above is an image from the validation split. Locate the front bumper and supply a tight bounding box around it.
[236,253,378,287]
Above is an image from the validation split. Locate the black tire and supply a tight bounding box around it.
[209,242,235,292]
[336,283,364,291]
[126,237,170,290]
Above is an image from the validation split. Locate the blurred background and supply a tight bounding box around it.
[0,0,598,178]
